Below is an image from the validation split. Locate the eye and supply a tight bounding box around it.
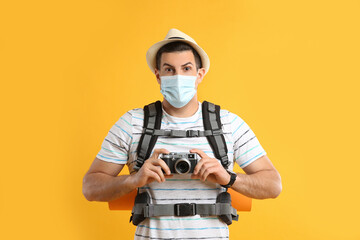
[184,66,191,71]
[165,68,173,72]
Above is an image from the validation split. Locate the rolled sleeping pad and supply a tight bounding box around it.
[108,188,251,211]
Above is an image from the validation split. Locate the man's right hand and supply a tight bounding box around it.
[130,148,173,188]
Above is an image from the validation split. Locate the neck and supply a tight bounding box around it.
[162,95,199,118]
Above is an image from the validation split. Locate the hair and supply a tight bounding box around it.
[155,41,202,71]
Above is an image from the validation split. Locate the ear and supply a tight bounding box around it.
[196,67,206,86]
[154,68,161,84]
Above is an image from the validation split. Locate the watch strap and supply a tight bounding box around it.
[220,171,237,188]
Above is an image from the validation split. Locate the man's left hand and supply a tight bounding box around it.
[190,149,231,185]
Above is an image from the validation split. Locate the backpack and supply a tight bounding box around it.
[130,100,239,225]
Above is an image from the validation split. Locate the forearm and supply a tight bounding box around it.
[231,169,282,199]
[82,173,137,202]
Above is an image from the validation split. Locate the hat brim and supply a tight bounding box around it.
[146,39,210,75]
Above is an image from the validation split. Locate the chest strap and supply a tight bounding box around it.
[143,129,224,138]
[132,202,238,219]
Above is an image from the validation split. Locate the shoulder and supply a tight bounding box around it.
[201,101,237,121]
[202,102,246,126]
[127,107,144,116]
[218,107,245,125]
[122,107,144,119]
[112,107,144,130]
[218,108,252,140]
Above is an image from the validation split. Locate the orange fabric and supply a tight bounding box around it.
[109,189,138,210]
[108,188,251,211]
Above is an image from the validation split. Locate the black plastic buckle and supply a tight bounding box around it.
[220,156,230,167]
[174,203,196,216]
[187,130,200,137]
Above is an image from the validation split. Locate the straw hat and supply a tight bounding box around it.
[146,28,210,75]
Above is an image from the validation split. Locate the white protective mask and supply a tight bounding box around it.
[160,73,198,108]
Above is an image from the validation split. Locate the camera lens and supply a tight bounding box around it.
[174,159,191,174]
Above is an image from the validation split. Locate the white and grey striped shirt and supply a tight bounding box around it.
[96,101,266,240]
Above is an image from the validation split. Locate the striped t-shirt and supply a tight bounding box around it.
[96,101,267,240]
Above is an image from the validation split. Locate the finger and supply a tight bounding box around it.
[204,174,217,183]
[199,162,218,177]
[202,167,215,181]
[155,158,172,175]
[191,174,200,179]
[190,149,209,159]
[146,158,171,176]
[149,165,166,182]
[142,162,165,183]
[145,169,162,183]
[151,148,170,159]
[193,158,205,175]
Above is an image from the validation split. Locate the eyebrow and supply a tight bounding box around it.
[162,62,193,68]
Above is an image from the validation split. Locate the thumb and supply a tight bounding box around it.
[190,149,209,159]
[151,148,170,159]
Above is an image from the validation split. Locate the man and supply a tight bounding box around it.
[82,28,282,239]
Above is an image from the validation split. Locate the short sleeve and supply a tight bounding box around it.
[96,111,133,164]
[229,112,267,168]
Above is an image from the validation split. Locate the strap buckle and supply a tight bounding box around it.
[187,130,200,137]
[174,203,196,216]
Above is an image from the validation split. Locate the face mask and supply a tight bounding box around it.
[160,73,198,108]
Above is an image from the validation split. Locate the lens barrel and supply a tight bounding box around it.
[174,158,191,174]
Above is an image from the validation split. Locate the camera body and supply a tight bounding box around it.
[161,152,198,174]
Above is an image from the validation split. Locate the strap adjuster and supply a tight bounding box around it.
[208,103,216,112]
[174,203,196,216]
[144,128,154,135]
[212,129,222,136]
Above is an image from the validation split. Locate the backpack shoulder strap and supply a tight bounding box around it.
[134,101,163,170]
[202,101,230,168]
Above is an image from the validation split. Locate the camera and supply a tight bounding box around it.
[160,152,198,174]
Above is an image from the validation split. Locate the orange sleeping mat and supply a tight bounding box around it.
[108,188,251,211]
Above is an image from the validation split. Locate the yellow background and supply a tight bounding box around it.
[1,0,359,239]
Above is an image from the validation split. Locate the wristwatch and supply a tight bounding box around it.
[220,170,237,188]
